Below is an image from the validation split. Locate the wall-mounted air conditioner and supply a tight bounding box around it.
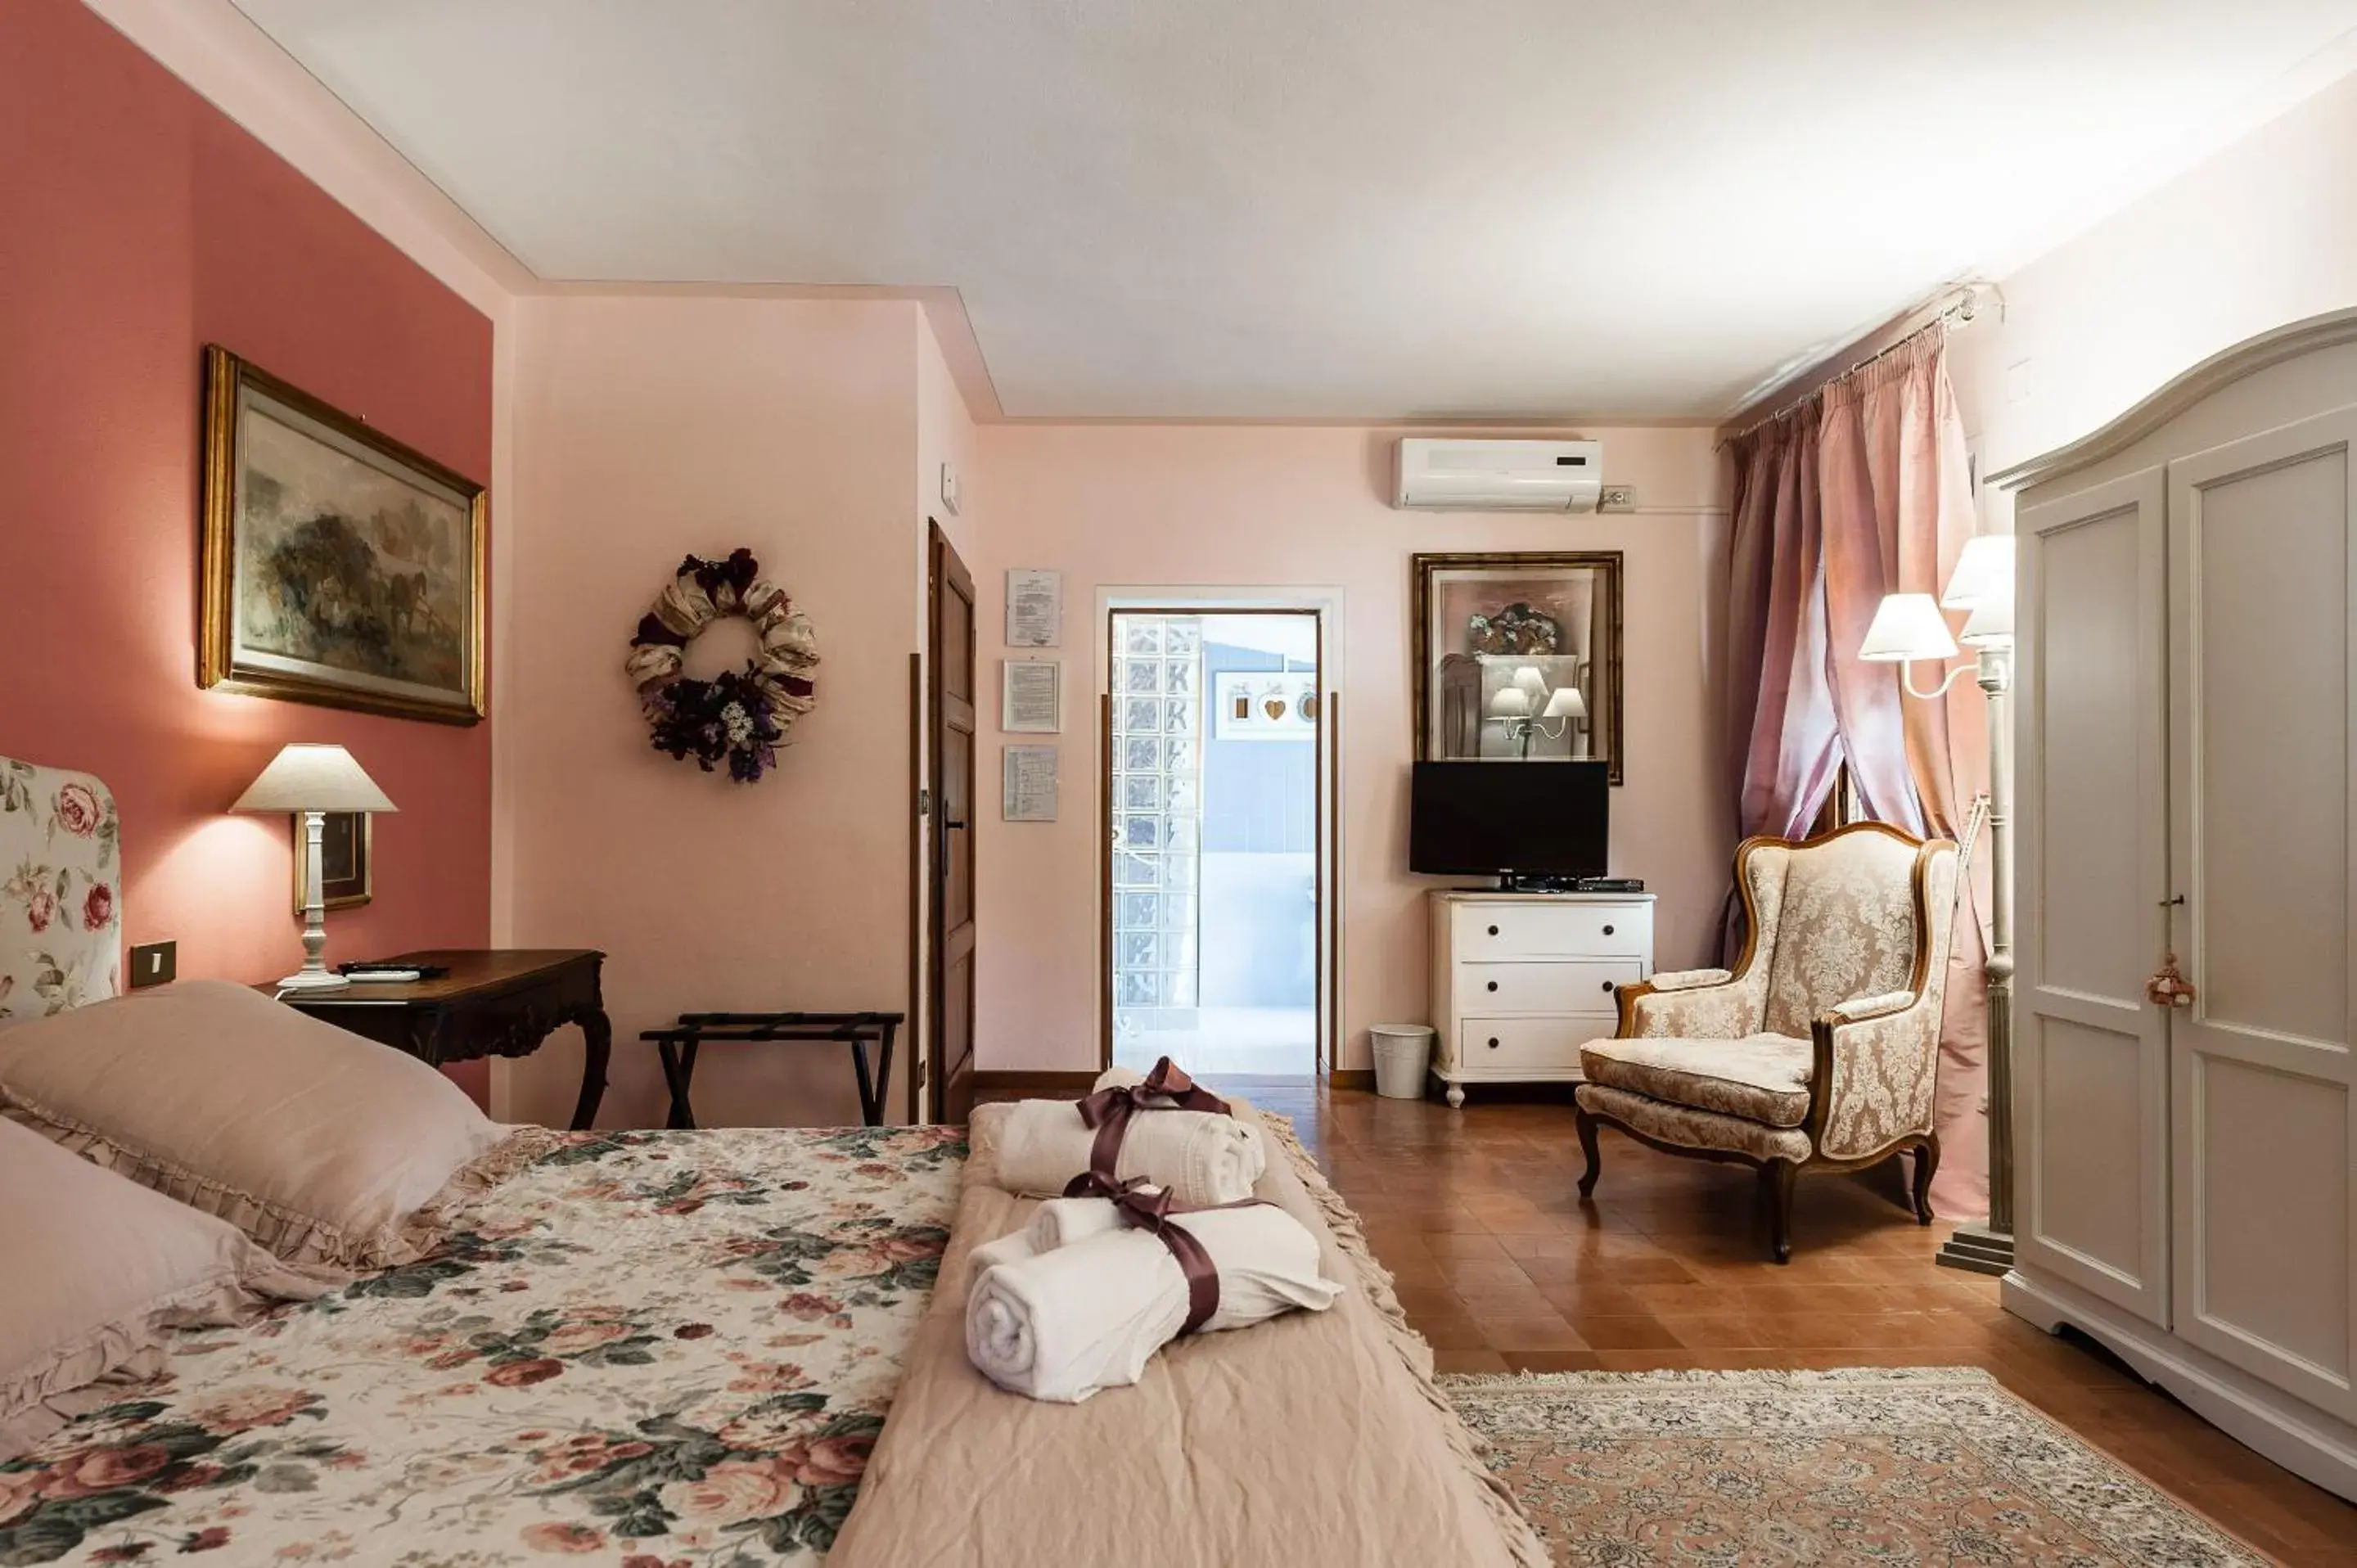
[1394,439,1603,511]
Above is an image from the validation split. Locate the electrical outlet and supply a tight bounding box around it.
[1599,484,1637,512]
[128,940,177,989]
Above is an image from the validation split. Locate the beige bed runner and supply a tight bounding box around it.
[828,1100,1548,1568]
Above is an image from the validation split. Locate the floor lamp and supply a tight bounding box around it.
[1859,534,2015,1275]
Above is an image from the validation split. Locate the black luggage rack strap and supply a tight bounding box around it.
[638,1011,904,1129]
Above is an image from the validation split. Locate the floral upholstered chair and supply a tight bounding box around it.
[0,755,122,1023]
[1575,822,1958,1263]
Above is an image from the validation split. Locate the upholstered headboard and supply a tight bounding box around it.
[0,755,121,1022]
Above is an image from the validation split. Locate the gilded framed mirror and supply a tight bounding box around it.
[1412,551,1624,783]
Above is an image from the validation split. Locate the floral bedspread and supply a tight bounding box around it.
[0,1124,966,1566]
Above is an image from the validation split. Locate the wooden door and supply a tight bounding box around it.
[2167,407,2357,1418]
[929,524,977,1124]
[2017,466,2173,1326]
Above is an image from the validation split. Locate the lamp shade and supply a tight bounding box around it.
[1487,686,1533,719]
[1543,687,1586,720]
[1510,665,1548,699]
[1941,534,2017,610]
[1859,593,1959,663]
[232,745,398,813]
[1959,597,2014,647]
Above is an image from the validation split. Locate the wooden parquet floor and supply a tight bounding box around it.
[1249,1079,2357,1564]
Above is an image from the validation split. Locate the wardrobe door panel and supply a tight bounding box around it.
[2017,467,2172,1324]
[2170,406,2357,1420]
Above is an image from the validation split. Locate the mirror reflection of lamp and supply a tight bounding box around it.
[1544,685,1589,757]
[1485,668,1588,759]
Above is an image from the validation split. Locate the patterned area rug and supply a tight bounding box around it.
[1440,1367,2269,1567]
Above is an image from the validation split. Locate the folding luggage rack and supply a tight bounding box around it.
[638,1010,903,1129]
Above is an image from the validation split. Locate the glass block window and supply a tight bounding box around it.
[1111,614,1204,1021]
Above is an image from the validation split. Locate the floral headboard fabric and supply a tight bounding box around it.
[0,755,121,1022]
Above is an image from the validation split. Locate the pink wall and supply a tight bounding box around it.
[970,424,1734,1073]
[0,0,495,1092]
[500,295,925,1129]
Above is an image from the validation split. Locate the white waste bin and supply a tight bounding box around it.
[1369,1025,1435,1101]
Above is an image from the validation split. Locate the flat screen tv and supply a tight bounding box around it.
[1410,761,1608,882]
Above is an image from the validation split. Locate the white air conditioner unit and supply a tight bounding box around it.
[1394,439,1604,511]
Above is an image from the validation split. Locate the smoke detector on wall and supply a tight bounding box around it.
[1394,439,1604,511]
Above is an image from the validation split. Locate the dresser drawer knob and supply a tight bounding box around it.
[1487,1037,1500,1049]
[1485,980,1499,992]
[1602,980,1615,993]
[1602,924,1615,935]
[1487,925,1499,936]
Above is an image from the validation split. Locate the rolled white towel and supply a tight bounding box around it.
[1091,1066,1145,1092]
[968,1228,1039,1274]
[1025,1195,1128,1252]
[995,1099,1264,1205]
[964,1205,1340,1404]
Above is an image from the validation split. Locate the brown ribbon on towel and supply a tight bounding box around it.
[1066,1056,1231,1194]
[1066,1172,1264,1336]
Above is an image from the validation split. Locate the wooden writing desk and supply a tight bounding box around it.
[264,949,611,1130]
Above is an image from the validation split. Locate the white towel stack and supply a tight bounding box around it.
[994,1074,1265,1206]
[965,1190,1339,1403]
[964,1066,1337,1404]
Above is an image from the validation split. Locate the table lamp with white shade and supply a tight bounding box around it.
[233,744,397,991]
[1858,532,2016,1275]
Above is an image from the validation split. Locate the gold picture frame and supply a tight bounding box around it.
[200,345,486,724]
[1412,550,1625,783]
[295,811,373,912]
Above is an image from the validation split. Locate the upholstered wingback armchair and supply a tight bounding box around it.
[1574,822,1959,1262]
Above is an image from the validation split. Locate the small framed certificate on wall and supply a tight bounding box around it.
[1002,659,1062,733]
[1005,568,1063,647]
[1003,745,1058,822]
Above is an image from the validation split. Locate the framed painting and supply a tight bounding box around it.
[1412,551,1624,782]
[295,811,373,912]
[200,345,485,723]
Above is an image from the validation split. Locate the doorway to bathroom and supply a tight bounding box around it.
[1102,606,1334,1079]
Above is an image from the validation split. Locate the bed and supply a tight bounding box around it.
[0,755,1542,1566]
[1,1124,964,1564]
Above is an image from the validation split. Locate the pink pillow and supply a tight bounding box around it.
[0,1116,318,1460]
[0,980,537,1283]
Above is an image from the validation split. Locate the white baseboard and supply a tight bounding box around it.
[2004,1268,2357,1502]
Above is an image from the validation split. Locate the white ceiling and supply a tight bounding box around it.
[227,0,2357,421]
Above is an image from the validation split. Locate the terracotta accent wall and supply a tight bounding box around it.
[0,0,494,1088]
[499,295,922,1129]
[971,424,1734,1074]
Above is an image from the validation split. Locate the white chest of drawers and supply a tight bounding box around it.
[1428,891,1655,1108]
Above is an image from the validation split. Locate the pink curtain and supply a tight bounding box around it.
[1726,330,1992,1217]
[1724,410,1841,842]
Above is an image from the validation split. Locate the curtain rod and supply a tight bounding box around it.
[1717,282,2000,450]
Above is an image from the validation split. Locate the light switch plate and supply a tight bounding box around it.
[939,461,962,516]
[128,939,177,989]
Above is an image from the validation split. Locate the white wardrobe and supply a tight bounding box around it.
[2003,310,2357,1501]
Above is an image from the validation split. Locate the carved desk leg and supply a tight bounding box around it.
[570,1006,613,1132]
